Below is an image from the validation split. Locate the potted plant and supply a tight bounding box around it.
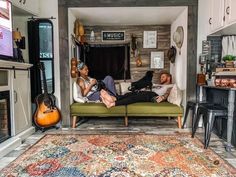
[223,55,236,68]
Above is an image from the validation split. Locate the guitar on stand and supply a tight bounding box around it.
[33,62,61,131]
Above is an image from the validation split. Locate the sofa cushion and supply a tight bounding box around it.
[167,84,182,106]
[71,103,126,116]
[73,82,88,103]
[127,102,183,116]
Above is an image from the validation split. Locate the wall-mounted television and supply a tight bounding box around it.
[0,0,13,60]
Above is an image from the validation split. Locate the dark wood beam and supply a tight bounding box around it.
[187,5,198,101]
[58,5,70,127]
[64,0,198,7]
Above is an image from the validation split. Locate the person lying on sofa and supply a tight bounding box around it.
[100,72,173,108]
[76,62,116,101]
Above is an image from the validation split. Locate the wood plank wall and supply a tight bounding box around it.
[84,25,170,84]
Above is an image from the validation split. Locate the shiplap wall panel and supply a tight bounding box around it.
[84,25,170,84]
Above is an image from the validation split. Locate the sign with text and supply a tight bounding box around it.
[102,31,125,41]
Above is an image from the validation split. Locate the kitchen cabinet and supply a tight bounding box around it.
[208,0,236,35]
[209,0,225,33]
[11,0,39,16]
[225,0,236,25]
[11,70,32,135]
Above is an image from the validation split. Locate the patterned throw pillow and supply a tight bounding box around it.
[167,84,182,106]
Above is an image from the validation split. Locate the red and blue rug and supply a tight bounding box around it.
[0,134,235,177]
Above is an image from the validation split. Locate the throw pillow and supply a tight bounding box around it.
[119,82,131,95]
[73,82,88,103]
[167,84,182,106]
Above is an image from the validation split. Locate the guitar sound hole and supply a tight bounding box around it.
[44,98,52,107]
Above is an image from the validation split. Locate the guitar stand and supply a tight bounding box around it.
[35,125,60,133]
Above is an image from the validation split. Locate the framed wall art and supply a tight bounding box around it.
[150,51,164,69]
[143,31,157,48]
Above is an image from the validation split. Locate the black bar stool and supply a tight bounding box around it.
[193,104,227,149]
[182,101,213,134]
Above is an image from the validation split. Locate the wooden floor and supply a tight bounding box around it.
[0,117,236,170]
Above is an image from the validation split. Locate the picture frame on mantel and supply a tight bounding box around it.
[143,31,157,48]
[150,51,164,69]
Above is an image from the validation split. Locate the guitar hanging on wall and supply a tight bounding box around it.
[33,62,61,129]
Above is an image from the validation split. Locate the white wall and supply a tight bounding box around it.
[170,7,188,107]
[170,8,188,90]
[39,0,61,108]
[197,0,210,73]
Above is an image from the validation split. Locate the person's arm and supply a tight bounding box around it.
[156,87,172,103]
[77,78,96,96]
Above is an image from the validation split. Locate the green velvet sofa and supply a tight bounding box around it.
[70,102,183,128]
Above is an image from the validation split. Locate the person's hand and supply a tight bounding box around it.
[90,79,97,86]
[156,96,164,103]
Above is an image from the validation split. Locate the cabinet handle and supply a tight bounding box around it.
[209,18,212,25]
[226,6,230,15]
[19,0,22,3]
[14,90,17,103]
[23,0,26,4]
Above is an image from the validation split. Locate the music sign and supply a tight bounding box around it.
[102,31,125,41]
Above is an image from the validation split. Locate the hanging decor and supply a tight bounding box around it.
[173,26,184,55]
[74,19,85,44]
[131,34,137,57]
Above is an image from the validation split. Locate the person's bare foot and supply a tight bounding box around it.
[100,89,116,102]
[100,95,115,108]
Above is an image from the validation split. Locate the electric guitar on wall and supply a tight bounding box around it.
[33,62,61,128]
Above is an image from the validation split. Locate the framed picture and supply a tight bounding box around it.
[143,31,157,48]
[150,52,164,69]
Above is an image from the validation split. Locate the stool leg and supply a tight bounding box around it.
[192,104,199,131]
[192,109,201,138]
[182,104,191,129]
[204,113,215,149]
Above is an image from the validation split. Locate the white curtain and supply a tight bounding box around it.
[222,36,236,57]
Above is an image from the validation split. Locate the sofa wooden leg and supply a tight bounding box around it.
[125,116,128,127]
[72,116,78,128]
[177,116,182,129]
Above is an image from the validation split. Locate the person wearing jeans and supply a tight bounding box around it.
[77,62,116,101]
[100,73,173,108]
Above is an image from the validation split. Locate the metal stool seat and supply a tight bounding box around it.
[192,104,227,149]
[182,101,213,132]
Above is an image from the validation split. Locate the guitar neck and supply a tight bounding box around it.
[41,63,48,96]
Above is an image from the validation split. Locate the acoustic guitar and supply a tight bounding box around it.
[33,62,61,128]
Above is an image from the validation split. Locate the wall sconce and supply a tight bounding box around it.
[13,28,24,62]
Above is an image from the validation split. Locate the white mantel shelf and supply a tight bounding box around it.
[0,60,32,69]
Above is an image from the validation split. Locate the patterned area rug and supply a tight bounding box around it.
[0,134,236,177]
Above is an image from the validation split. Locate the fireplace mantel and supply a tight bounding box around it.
[0,60,32,69]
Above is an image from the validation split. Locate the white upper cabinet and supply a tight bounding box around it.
[207,0,236,35]
[209,0,225,33]
[225,0,236,25]
[11,0,39,16]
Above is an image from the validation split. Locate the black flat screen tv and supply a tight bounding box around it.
[0,0,13,60]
